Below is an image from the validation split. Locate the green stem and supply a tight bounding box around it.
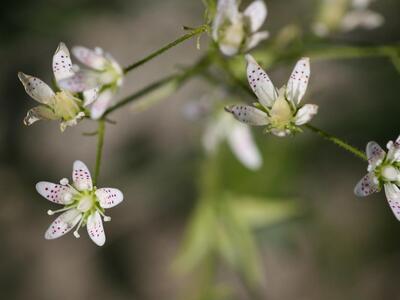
[305,124,367,161]
[123,24,209,73]
[93,119,106,186]
[105,55,210,116]
[304,43,400,62]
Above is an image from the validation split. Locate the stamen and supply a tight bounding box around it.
[73,217,85,239]
[60,178,69,185]
[97,209,111,222]
[47,207,72,215]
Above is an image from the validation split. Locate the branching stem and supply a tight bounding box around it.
[124,24,209,73]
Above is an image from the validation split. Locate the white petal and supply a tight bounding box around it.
[18,72,55,104]
[352,0,373,9]
[58,70,99,93]
[225,105,269,126]
[243,0,267,32]
[36,181,74,205]
[341,10,384,31]
[384,183,400,221]
[202,118,225,153]
[212,0,240,40]
[294,104,318,125]
[366,141,385,169]
[96,188,124,209]
[59,112,85,132]
[245,31,269,52]
[227,123,262,170]
[53,42,74,82]
[72,160,93,191]
[45,209,82,240]
[90,89,113,120]
[219,43,239,56]
[72,46,108,70]
[83,88,99,106]
[23,106,58,126]
[354,172,379,197]
[286,57,310,105]
[245,54,277,108]
[87,211,105,246]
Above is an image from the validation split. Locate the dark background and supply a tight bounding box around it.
[1,0,400,299]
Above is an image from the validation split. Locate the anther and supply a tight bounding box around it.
[60,178,69,185]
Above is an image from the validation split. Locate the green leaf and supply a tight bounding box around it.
[173,198,217,273]
[229,195,299,229]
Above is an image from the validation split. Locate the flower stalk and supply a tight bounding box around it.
[123,24,210,74]
[94,119,106,186]
[305,123,367,161]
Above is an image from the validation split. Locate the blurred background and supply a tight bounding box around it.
[1,0,400,299]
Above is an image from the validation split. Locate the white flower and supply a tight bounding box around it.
[212,0,269,56]
[36,160,123,246]
[354,136,400,221]
[58,46,124,120]
[225,55,317,137]
[203,112,262,170]
[312,0,383,37]
[18,43,86,131]
[340,0,384,32]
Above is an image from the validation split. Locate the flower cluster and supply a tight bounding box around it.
[212,0,269,56]
[225,55,318,137]
[19,42,123,130]
[354,136,400,220]
[37,161,123,246]
[19,43,85,131]
[59,46,124,119]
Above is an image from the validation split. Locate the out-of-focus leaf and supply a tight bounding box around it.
[229,195,300,229]
[173,198,217,273]
[217,195,266,288]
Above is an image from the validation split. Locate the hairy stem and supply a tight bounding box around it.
[93,119,106,186]
[305,124,367,161]
[124,24,209,73]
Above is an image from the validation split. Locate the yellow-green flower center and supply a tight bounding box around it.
[269,92,293,130]
[52,91,81,121]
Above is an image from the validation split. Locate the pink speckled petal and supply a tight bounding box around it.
[286,57,310,105]
[72,160,93,191]
[87,211,105,246]
[36,181,74,204]
[354,172,379,197]
[18,72,55,104]
[245,54,277,108]
[225,105,269,126]
[384,183,400,221]
[45,209,82,240]
[96,188,124,209]
[366,141,385,168]
[53,42,74,82]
